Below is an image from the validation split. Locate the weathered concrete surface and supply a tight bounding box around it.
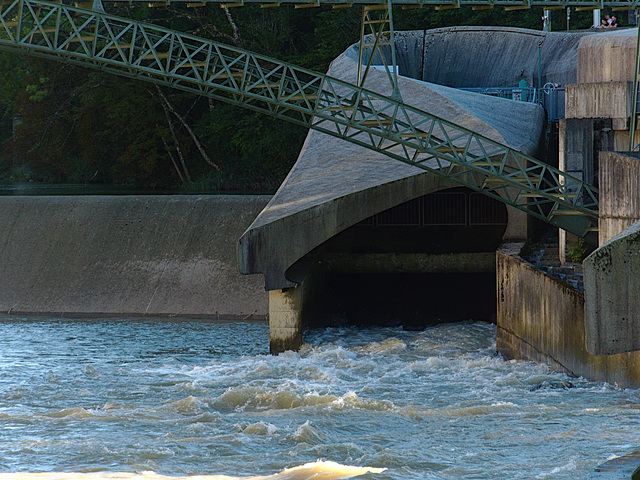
[598,152,640,245]
[0,195,269,318]
[393,27,593,88]
[268,288,303,354]
[577,29,638,84]
[571,29,640,152]
[497,246,640,388]
[558,118,608,187]
[561,31,639,193]
[584,221,640,355]
[559,30,639,261]
[239,27,556,291]
[584,153,640,356]
[565,82,633,121]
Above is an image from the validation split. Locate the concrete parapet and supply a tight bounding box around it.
[565,82,632,121]
[577,29,638,84]
[497,247,640,388]
[0,195,270,318]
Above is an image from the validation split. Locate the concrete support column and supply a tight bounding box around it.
[268,287,304,354]
[593,9,601,29]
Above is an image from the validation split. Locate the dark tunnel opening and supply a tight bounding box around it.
[295,187,508,330]
[315,271,497,329]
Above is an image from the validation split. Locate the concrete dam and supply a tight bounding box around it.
[3,24,640,387]
[238,26,594,348]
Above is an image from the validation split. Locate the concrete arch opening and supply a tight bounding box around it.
[287,187,508,329]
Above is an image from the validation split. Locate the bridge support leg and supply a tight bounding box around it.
[268,288,303,354]
[357,3,401,101]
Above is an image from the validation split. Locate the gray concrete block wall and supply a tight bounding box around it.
[598,152,640,244]
[0,195,269,318]
[583,152,640,356]
[577,30,637,84]
[497,248,640,388]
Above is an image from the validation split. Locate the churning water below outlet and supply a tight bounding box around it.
[0,317,639,480]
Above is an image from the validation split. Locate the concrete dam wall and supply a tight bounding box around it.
[0,195,269,318]
[239,26,592,291]
[367,27,592,89]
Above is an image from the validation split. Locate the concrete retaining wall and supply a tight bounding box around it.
[0,195,269,318]
[583,152,640,356]
[584,221,640,355]
[497,246,640,388]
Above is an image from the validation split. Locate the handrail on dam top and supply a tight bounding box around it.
[0,0,600,244]
[460,83,565,122]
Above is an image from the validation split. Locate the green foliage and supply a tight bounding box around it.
[567,240,589,263]
[25,76,49,102]
[194,102,306,191]
[0,53,26,108]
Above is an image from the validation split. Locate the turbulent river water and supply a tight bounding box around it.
[1,317,639,480]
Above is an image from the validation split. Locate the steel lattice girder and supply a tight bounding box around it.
[0,0,599,243]
[31,0,640,8]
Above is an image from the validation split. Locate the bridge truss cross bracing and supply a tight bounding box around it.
[69,0,640,8]
[0,0,599,243]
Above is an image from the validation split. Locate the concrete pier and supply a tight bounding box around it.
[497,245,640,389]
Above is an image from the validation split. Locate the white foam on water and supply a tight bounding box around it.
[0,462,386,480]
[2,319,639,479]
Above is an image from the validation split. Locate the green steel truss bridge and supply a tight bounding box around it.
[65,0,640,9]
[0,0,600,243]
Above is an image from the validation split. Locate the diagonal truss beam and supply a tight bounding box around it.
[39,0,640,7]
[0,0,599,243]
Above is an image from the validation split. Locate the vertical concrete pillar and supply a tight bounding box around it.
[558,118,588,263]
[268,287,303,354]
[502,205,528,241]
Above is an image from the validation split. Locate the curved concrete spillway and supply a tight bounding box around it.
[393,27,592,88]
[239,27,593,290]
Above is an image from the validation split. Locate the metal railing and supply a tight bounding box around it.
[460,83,565,122]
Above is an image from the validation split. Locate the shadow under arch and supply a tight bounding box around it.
[285,187,508,329]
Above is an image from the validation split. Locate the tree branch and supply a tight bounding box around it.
[154,85,220,171]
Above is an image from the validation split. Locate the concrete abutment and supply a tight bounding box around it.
[497,245,640,389]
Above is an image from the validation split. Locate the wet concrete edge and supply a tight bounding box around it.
[591,450,640,479]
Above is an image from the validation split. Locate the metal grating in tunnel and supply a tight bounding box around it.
[356,189,508,228]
